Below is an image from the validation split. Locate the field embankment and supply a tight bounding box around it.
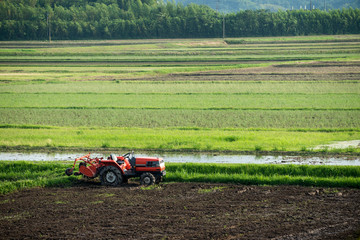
[1,161,359,195]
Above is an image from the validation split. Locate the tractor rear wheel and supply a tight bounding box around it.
[140,172,155,186]
[65,168,73,176]
[99,166,123,186]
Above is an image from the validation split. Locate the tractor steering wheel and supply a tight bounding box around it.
[122,152,131,159]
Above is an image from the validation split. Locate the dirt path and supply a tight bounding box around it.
[0,182,359,239]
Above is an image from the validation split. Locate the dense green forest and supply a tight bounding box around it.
[0,0,359,40]
[176,0,360,12]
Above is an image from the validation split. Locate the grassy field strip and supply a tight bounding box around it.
[0,64,277,81]
[0,161,359,195]
[3,40,359,48]
[0,82,358,129]
[2,42,357,49]
[2,107,359,111]
[0,65,359,73]
[1,92,358,95]
[0,109,359,128]
[0,161,76,195]
[0,71,358,80]
[0,60,357,67]
[1,48,359,56]
[0,127,359,152]
[0,66,243,72]
[1,92,359,96]
[0,82,358,93]
[0,63,267,71]
[165,163,360,188]
[0,93,358,109]
[167,163,360,177]
[2,42,359,51]
[0,54,353,62]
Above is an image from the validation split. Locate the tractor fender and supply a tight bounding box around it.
[98,161,126,174]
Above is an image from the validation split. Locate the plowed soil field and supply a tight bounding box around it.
[0,182,359,239]
[140,61,360,82]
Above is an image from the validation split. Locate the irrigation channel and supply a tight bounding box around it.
[0,152,359,165]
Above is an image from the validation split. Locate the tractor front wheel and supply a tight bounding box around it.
[65,168,73,176]
[100,166,123,186]
[155,176,163,184]
[140,172,155,186]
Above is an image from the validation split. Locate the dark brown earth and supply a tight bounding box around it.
[85,60,360,82]
[155,61,360,82]
[0,182,359,240]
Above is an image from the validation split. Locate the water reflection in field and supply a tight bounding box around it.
[0,152,359,166]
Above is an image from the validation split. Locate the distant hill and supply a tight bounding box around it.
[175,0,360,12]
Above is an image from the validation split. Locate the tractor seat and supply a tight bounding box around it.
[110,154,117,161]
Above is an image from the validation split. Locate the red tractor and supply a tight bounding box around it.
[65,152,166,186]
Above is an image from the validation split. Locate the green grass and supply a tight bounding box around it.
[165,163,360,188]
[1,81,359,94]
[0,161,76,195]
[0,109,359,129]
[1,161,359,195]
[0,82,359,129]
[0,126,359,152]
[1,93,358,109]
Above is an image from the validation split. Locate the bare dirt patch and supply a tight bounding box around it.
[0,182,359,239]
[149,61,360,82]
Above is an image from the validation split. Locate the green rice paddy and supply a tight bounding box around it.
[166,163,360,188]
[0,35,359,153]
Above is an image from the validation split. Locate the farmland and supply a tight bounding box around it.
[1,163,360,239]
[0,161,359,239]
[0,35,360,153]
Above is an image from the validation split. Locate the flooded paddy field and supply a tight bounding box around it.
[1,151,359,166]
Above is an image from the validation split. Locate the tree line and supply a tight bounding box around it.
[0,0,359,40]
[176,0,360,12]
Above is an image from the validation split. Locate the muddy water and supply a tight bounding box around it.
[0,152,359,165]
